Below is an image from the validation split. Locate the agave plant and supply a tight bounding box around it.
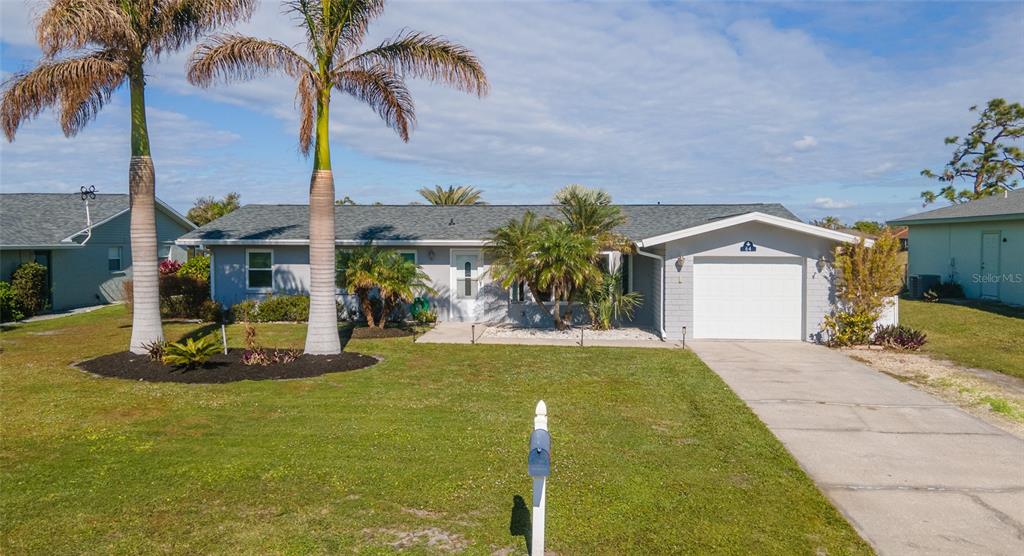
[187,0,488,353]
[162,336,222,369]
[0,0,256,354]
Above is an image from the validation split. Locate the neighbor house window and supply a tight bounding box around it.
[158,243,172,260]
[510,280,526,303]
[335,249,351,290]
[398,250,417,264]
[107,246,123,272]
[246,249,273,291]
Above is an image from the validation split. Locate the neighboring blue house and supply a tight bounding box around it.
[0,193,195,311]
[177,203,883,341]
[889,190,1023,305]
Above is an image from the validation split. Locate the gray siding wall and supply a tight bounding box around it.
[658,221,837,341]
[1,209,190,311]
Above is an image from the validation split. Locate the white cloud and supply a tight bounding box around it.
[793,135,819,151]
[812,197,854,209]
[865,161,896,177]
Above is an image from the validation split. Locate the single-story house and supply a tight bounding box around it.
[0,193,194,311]
[177,203,886,342]
[889,189,1023,305]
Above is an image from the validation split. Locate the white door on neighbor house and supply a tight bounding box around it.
[981,233,1001,299]
[693,258,804,340]
[450,250,481,321]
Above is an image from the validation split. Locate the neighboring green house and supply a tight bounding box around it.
[889,189,1023,305]
[0,193,195,311]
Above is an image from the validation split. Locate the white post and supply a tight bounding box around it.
[532,400,547,556]
[220,324,228,355]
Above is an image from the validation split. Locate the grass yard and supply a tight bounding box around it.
[0,306,869,555]
[901,299,1024,378]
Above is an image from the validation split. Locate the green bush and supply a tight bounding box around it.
[198,299,224,323]
[159,274,210,319]
[413,308,438,324]
[230,299,259,322]
[255,295,310,322]
[177,255,210,282]
[11,262,48,317]
[162,336,221,369]
[822,310,877,347]
[0,281,25,322]
[923,280,964,301]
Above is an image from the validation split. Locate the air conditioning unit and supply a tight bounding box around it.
[909,274,941,298]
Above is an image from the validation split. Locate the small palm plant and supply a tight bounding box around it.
[584,270,643,330]
[344,245,389,328]
[344,246,434,328]
[1,0,256,354]
[418,185,485,205]
[187,0,488,354]
[162,336,222,369]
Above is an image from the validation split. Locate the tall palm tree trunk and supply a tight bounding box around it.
[127,62,164,353]
[304,90,341,354]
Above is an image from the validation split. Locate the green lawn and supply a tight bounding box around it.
[901,299,1024,378]
[1,306,869,555]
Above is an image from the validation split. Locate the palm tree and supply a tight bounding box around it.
[532,220,600,329]
[554,184,628,249]
[1,0,256,354]
[188,0,488,354]
[376,252,434,326]
[418,185,485,205]
[584,270,642,330]
[344,245,387,327]
[486,211,553,317]
[812,216,843,230]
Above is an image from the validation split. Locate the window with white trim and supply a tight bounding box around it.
[246,249,273,291]
[510,280,527,303]
[397,250,417,264]
[107,246,123,272]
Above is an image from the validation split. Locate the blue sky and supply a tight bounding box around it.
[1,1,1022,223]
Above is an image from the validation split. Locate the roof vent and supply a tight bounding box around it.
[448,218,456,226]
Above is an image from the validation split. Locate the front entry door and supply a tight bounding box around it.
[451,250,480,321]
[981,233,1000,299]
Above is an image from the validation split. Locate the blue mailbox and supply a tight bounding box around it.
[528,428,551,477]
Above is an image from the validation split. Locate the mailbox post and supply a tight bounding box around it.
[528,400,550,556]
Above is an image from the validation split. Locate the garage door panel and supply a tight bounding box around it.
[693,259,803,340]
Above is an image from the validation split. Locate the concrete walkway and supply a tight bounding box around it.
[689,340,1024,555]
[415,322,684,349]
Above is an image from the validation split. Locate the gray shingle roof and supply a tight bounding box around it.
[889,189,1024,224]
[0,193,130,247]
[178,203,800,243]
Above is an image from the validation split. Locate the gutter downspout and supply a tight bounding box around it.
[635,248,666,340]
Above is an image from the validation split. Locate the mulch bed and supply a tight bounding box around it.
[348,326,414,339]
[77,349,378,384]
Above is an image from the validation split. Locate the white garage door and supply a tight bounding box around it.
[693,258,804,340]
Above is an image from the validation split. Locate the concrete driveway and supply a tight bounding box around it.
[689,341,1024,556]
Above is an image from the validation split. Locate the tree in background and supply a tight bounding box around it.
[418,185,485,205]
[336,196,357,205]
[188,0,488,354]
[851,220,884,235]
[187,192,240,226]
[811,216,843,230]
[1,0,255,353]
[921,98,1024,205]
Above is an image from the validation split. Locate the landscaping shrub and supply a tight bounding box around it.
[11,262,48,317]
[923,280,964,302]
[159,274,210,319]
[140,340,167,362]
[230,299,259,322]
[252,295,309,322]
[162,336,221,369]
[413,307,438,325]
[0,281,25,322]
[822,310,877,347]
[177,255,210,282]
[872,324,927,350]
[198,299,224,323]
[159,259,182,275]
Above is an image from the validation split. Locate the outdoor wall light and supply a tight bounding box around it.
[428,249,436,261]
[674,256,685,272]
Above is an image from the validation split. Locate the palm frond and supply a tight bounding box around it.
[296,71,317,155]
[283,0,326,61]
[418,185,484,205]
[36,0,135,56]
[346,30,488,96]
[188,34,314,86]
[1,51,128,140]
[336,65,414,141]
[154,0,258,55]
[331,0,385,58]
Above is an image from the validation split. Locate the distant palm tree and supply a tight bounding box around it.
[1,0,256,354]
[418,185,485,205]
[812,216,843,230]
[188,0,488,354]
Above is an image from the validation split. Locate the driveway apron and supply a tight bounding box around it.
[689,340,1024,556]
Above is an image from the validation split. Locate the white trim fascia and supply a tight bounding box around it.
[176,238,487,247]
[637,212,873,248]
[155,198,198,230]
[0,244,84,250]
[63,208,129,243]
[61,199,196,244]
[635,248,666,340]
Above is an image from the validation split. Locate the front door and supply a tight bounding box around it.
[981,233,1000,299]
[451,250,481,321]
